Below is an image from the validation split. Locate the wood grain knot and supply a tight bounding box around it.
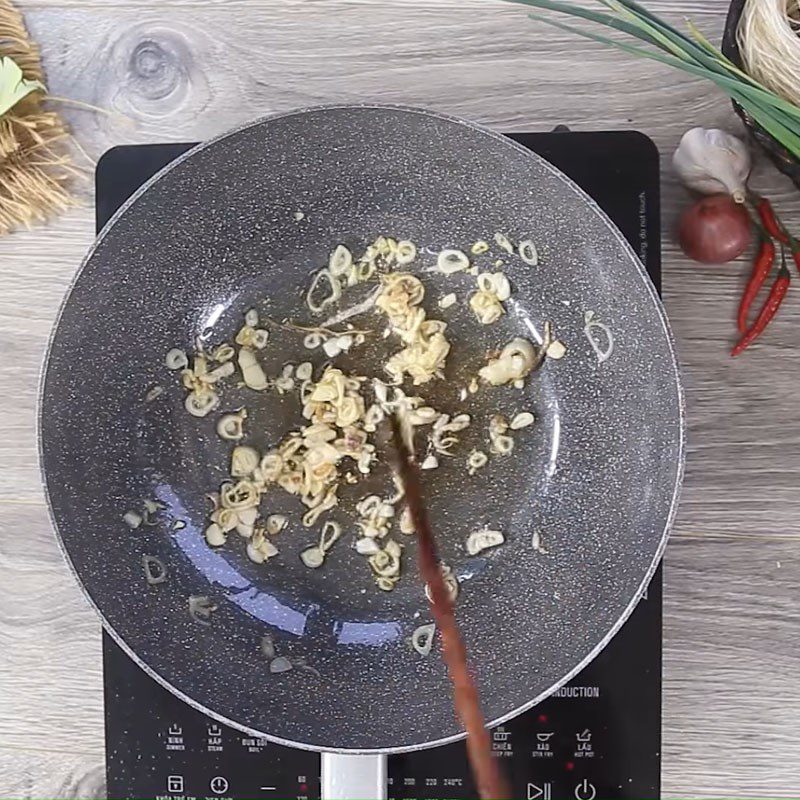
[129,40,181,101]
[114,26,208,118]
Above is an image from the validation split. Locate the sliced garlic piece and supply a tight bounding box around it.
[322,338,342,358]
[213,343,235,363]
[253,329,270,350]
[238,507,259,527]
[217,411,247,441]
[295,362,313,382]
[270,656,293,674]
[245,308,259,327]
[494,232,514,253]
[266,514,287,535]
[531,529,549,554]
[304,333,323,350]
[214,508,239,533]
[396,240,417,265]
[421,455,439,470]
[466,528,505,556]
[319,520,342,552]
[409,406,438,426]
[246,542,265,563]
[471,240,490,255]
[231,446,260,477]
[205,523,226,547]
[438,293,457,309]
[238,347,268,390]
[510,412,535,430]
[356,537,381,555]
[411,623,436,656]
[329,244,353,276]
[467,450,488,475]
[300,546,325,569]
[261,634,276,659]
[306,268,341,314]
[205,362,235,384]
[491,434,514,456]
[123,510,143,529]
[399,506,416,534]
[185,390,219,417]
[436,249,470,274]
[547,339,567,360]
[165,349,188,370]
[518,239,539,266]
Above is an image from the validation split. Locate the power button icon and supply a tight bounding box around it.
[574,779,596,800]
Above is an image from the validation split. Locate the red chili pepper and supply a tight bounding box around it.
[737,233,776,333]
[754,195,789,244]
[731,251,791,357]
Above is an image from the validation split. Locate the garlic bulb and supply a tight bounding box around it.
[673,128,751,204]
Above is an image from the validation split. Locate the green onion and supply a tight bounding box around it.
[506,0,800,160]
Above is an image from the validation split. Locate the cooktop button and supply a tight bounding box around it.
[574,778,596,800]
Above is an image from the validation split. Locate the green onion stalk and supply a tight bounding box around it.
[506,0,800,160]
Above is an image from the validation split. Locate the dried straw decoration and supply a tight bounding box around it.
[0,0,75,234]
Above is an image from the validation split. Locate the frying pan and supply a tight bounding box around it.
[39,106,684,798]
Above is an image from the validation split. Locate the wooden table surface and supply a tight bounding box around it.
[1,1,799,798]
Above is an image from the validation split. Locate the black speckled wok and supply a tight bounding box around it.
[39,106,684,798]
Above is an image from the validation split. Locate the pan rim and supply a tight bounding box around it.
[37,103,686,755]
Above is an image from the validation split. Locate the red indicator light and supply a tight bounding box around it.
[565,761,575,772]
[300,783,308,792]
[537,714,548,724]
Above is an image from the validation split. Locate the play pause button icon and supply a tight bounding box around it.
[528,782,552,800]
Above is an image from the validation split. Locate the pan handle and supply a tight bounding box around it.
[321,752,387,799]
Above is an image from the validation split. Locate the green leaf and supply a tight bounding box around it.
[507,0,663,46]
[0,56,46,118]
[511,0,800,160]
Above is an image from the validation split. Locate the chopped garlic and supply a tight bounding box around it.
[123,510,143,529]
[205,523,226,547]
[518,239,539,266]
[479,338,538,387]
[510,412,535,430]
[436,249,470,274]
[491,434,514,456]
[300,546,325,569]
[185,389,219,417]
[411,623,436,656]
[466,528,505,555]
[329,244,353,276]
[217,410,247,441]
[238,347,268,390]
[165,349,188,370]
[494,232,514,254]
[547,339,567,360]
[266,515,287,535]
[438,293,457,310]
[396,240,417,265]
[467,449,488,475]
[296,361,313,381]
[231,446,259,477]
[469,289,504,325]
